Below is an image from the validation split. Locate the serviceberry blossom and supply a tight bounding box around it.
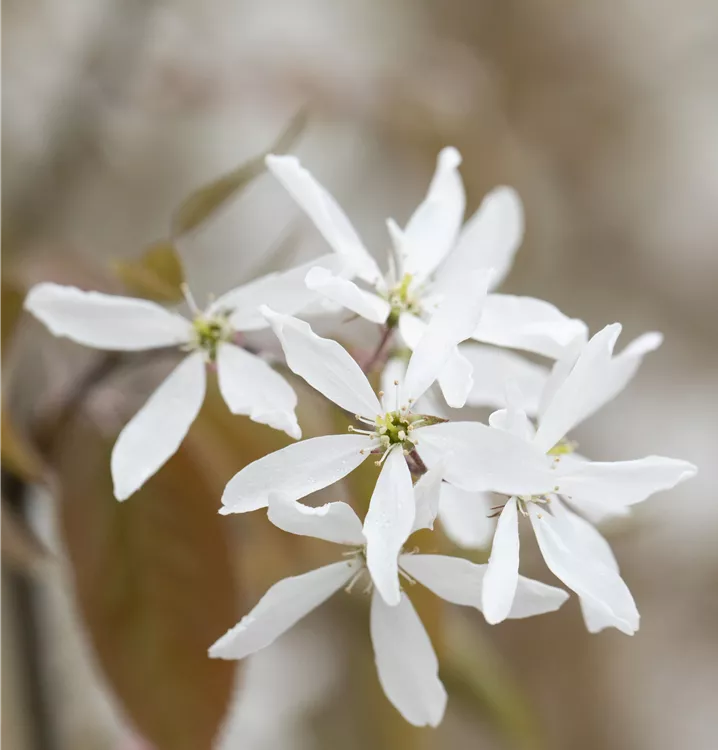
[379,357,496,550]
[417,324,697,634]
[209,488,568,727]
[266,147,586,411]
[220,267,489,605]
[24,256,342,500]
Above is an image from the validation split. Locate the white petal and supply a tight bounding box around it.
[400,553,486,608]
[412,464,444,533]
[305,267,390,323]
[536,327,663,450]
[221,434,372,514]
[261,308,381,418]
[403,269,491,404]
[542,500,630,634]
[489,407,536,443]
[380,356,408,398]
[363,450,415,605]
[209,560,357,659]
[402,147,466,281]
[210,254,346,331]
[535,323,625,451]
[437,347,474,408]
[435,186,524,294]
[437,483,494,549]
[460,343,549,415]
[482,497,520,624]
[111,353,206,500]
[508,577,570,619]
[267,492,365,546]
[558,456,697,514]
[397,311,424,349]
[370,590,447,727]
[216,343,300,439]
[25,283,192,350]
[417,422,555,496]
[400,554,568,619]
[473,294,588,359]
[266,155,382,284]
[536,335,587,419]
[528,503,639,634]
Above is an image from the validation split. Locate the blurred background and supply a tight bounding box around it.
[3,1,718,748]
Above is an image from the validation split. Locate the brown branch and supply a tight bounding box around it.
[361,326,394,375]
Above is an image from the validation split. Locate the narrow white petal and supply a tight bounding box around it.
[473,294,588,359]
[528,503,639,634]
[209,560,357,659]
[221,434,372,514]
[402,147,466,281]
[460,343,549,415]
[111,353,206,500]
[400,554,568,619]
[266,155,382,284]
[370,590,447,727]
[534,323,622,451]
[380,356,408,398]
[489,406,536,443]
[261,308,381,418]
[305,267,390,323]
[417,422,555,496]
[25,283,192,350]
[508,577,570,619]
[437,483,494,549]
[437,347,474,408]
[397,311,424,349]
[363,450,415,606]
[412,463,444,533]
[482,498,520,624]
[400,553,486,607]
[559,456,697,514]
[536,327,663,449]
[216,343,300,439]
[267,492,365,546]
[434,186,524,295]
[210,254,346,331]
[403,269,491,404]
[536,335,586,419]
[543,500,631,634]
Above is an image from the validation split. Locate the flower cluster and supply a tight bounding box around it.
[25,147,697,727]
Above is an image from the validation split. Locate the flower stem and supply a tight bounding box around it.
[362,326,394,374]
[407,449,428,477]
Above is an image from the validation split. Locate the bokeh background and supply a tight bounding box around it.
[3,1,718,748]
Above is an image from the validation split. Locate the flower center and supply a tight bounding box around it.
[374,409,417,450]
[385,273,422,326]
[188,312,234,362]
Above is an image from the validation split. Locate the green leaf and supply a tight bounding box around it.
[172,109,308,237]
[55,408,239,750]
[113,241,186,303]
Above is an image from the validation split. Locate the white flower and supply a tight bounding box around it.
[24,256,341,500]
[209,488,569,727]
[266,147,586,411]
[380,356,496,549]
[220,272,489,604]
[416,324,697,634]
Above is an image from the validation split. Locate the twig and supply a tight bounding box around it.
[362,326,394,374]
